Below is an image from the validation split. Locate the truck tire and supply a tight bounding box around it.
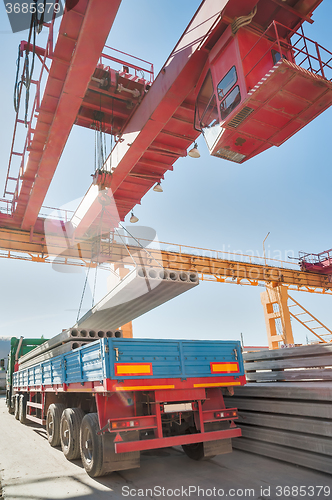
[182,441,206,460]
[60,408,85,460]
[14,394,20,420]
[182,421,230,460]
[46,403,66,447]
[19,394,27,424]
[80,413,105,477]
[6,391,14,414]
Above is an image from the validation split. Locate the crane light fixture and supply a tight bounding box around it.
[130,212,139,223]
[153,182,163,192]
[188,142,200,158]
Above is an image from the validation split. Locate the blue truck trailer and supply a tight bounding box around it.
[7,337,245,477]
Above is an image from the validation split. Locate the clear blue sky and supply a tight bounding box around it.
[0,1,331,346]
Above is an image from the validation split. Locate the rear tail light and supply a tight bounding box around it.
[111,420,139,429]
[214,410,237,419]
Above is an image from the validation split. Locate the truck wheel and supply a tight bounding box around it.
[80,413,105,477]
[182,421,230,460]
[19,394,27,424]
[60,408,85,460]
[14,394,20,420]
[182,441,206,461]
[6,391,14,414]
[46,403,66,447]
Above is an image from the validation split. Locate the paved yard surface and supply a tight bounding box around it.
[0,397,331,500]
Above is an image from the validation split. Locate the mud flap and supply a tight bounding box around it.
[203,438,232,457]
[203,422,233,458]
[101,430,140,474]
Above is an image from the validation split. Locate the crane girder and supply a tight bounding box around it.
[0,226,331,295]
[68,0,229,238]
[14,0,122,232]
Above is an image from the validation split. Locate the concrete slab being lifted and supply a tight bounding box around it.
[76,267,199,331]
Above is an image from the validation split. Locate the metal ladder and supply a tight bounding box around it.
[288,294,332,343]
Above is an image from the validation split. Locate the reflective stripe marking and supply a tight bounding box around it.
[210,362,239,373]
[193,382,242,388]
[115,384,175,391]
[115,363,153,376]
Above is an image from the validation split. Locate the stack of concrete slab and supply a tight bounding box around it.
[224,344,332,474]
[18,341,88,369]
[18,328,122,369]
[76,267,199,331]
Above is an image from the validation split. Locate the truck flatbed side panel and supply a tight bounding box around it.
[109,339,244,379]
[13,338,244,388]
[66,342,104,384]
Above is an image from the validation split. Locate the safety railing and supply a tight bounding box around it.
[0,198,74,224]
[0,198,12,216]
[299,248,332,265]
[99,45,154,84]
[244,20,332,82]
[98,230,297,271]
[37,205,74,223]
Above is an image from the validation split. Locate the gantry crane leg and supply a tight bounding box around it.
[261,284,294,350]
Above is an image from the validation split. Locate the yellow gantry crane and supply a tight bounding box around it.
[0,224,331,349]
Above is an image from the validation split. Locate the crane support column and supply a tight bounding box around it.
[261,285,294,350]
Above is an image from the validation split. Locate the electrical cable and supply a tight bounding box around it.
[232,5,257,35]
[13,0,47,121]
[37,0,47,33]
[24,3,38,125]
[111,97,113,163]
[76,260,92,322]
[14,44,22,113]
[92,261,98,308]
[91,206,106,307]
[94,120,97,173]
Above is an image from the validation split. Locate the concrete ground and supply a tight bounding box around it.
[0,397,331,500]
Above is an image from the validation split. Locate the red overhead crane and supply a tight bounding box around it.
[299,249,332,275]
[1,0,332,248]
